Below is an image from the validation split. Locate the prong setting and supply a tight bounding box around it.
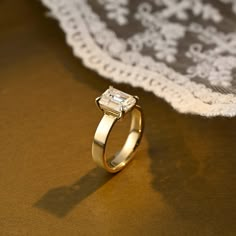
[118,106,125,120]
[95,96,102,111]
[96,87,137,118]
[134,95,139,101]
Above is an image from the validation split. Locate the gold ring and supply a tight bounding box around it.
[92,86,144,173]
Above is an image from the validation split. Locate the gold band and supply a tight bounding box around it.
[92,104,144,173]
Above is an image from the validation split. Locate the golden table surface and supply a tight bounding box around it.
[0,1,236,235]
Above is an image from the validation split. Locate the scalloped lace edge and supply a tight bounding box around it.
[41,0,236,117]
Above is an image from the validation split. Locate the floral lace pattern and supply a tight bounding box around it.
[41,0,236,116]
[98,0,129,25]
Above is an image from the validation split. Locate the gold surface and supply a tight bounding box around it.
[0,1,236,235]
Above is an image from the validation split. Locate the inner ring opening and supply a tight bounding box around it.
[106,107,143,170]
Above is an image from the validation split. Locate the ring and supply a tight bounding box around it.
[92,86,144,173]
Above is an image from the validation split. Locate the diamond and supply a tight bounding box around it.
[98,87,136,115]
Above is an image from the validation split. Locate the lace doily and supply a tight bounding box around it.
[41,0,236,116]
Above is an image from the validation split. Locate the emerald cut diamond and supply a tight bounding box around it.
[98,87,136,115]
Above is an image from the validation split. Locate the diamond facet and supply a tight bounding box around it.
[98,87,136,115]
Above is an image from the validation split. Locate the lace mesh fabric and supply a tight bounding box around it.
[41,0,236,116]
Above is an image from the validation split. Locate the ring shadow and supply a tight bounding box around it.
[34,167,113,218]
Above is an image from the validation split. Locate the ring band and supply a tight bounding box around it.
[92,86,144,173]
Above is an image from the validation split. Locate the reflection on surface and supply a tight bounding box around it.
[143,94,236,234]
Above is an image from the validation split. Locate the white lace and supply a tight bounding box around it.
[41,0,236,116]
